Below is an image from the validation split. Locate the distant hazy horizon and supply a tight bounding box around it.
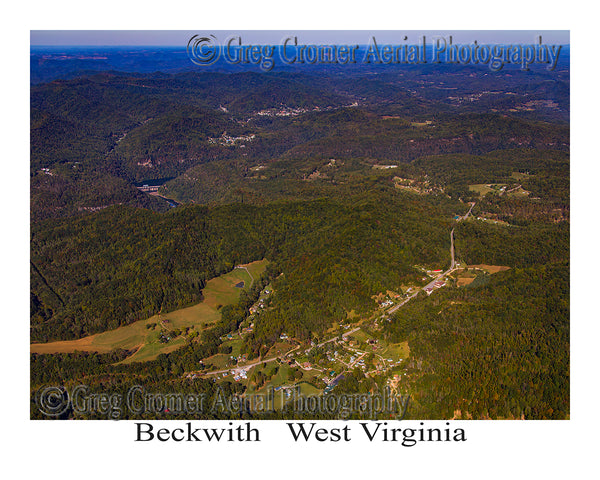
[30,30,570,47]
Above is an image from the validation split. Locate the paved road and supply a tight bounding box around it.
[193,344,301,377]
[317,327,360,348]
[388,292,419,314]
[388,227,458,314]
[191,212,464,379]
[450,228,455,269]
[461,202,475,220]
[190,327,360,378]
[501,185,521,196]
[424,228,458,291]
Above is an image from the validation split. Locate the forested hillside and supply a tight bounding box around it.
[385,264,569,419]
[31,186,452,343]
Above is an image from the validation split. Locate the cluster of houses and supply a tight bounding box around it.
[423,279,447,295]
[349,354,367,371]
[379,299,394,309]
[426,269,444,276]
[249,287,273,317]
[241,323,254,334]
[208,132,256,147]
[136,184,160,193]
[394,176,443,195]
[373,164,398,170]
[447,91,501,104]
[387,372,408,389]
[253,103,358,119]
[255,107,311,117]
[228,353,247,363]
[374,292,402,310]
[254,105,331,118]
[232,369,248,382]
[373,357,403,374]
[367,339,379,351]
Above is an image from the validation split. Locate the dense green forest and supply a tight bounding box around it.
[384,263,569,419]
[31,185,452,343]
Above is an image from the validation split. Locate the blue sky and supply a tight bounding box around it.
[31,30,570,46]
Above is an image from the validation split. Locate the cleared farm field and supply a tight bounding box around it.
[469,184,496,196]
[378,341,410,361]
[31,259,269,363]
[467,264,510,274]
[457,277,476,286]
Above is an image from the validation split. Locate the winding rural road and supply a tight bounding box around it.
[191,327,362,379]
[195,344,302,377]
[235,265,255,286]
[388,222,460,315]
[450,228,455,269]
[461,202,476,220]
[190,204,473,379]
[317,327,361,348]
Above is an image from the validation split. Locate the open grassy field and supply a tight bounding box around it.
[452,265,509,287]
[265,341,297,359]
[469,182,527,199]
[378,341,410,361]
[203,353,232,370]
[467,264,510,274]
[348,329,373,344]
[263,363,293,389]
[30,259,269,363]
[123,335,189,363]
[202,263,262,309]
[511,171,530,181]
[506,186,530,197]
[220,335,244,357]
[469,184,496,196]
[457,277,476,286]
[475,217,511,226]
[297,381,322,396]
[452,268,477,287]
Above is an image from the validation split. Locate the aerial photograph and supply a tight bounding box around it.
[29,30,569,421]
